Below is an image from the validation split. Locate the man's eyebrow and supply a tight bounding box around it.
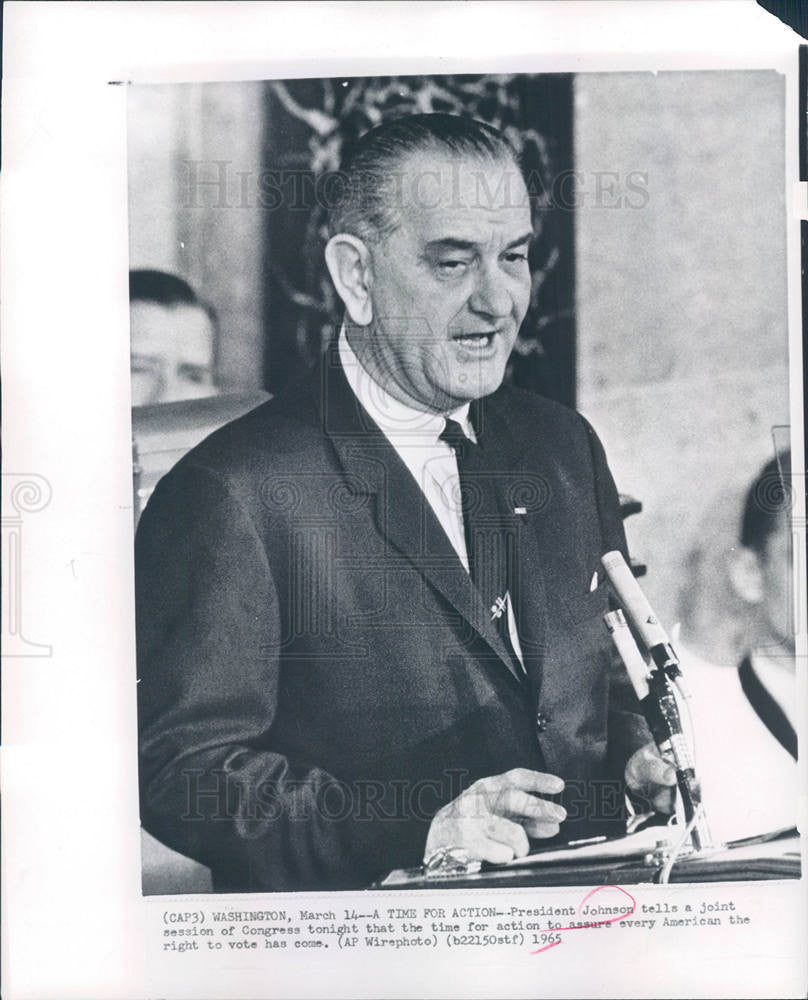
[423,238,477,253]
[503,232,534,250]
[423,232,534,253]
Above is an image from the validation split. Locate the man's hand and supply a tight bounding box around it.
[423,768,566,865]
[625,741,677,814]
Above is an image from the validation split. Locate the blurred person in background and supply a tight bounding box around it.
[682,451,798,843]
[129,269,219,406]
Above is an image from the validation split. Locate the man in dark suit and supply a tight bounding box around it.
[136,113,674,892]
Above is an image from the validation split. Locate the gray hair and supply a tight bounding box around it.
[327,112,522,243]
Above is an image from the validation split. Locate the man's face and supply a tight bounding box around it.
[362,152,533,413]
[130,302,217,406]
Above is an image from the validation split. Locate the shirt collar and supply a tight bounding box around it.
[338,326,472,442]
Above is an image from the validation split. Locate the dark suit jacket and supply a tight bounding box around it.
[136,347,650,892]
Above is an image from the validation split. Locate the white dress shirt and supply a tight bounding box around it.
[678,643,797,843]
[339,329,525,667]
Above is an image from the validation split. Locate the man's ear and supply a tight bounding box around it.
[324,234,373,327]
[728,546,765,604]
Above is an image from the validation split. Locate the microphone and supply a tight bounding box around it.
[601,553,711,851]
[600,550,682,682]
[603,609,651,700]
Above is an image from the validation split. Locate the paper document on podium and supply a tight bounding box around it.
[499,824,800,869]
[499,824,674,868]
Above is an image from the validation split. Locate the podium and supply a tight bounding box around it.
[376,834,801,890]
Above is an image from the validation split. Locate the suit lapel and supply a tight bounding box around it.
[317,347,525,685]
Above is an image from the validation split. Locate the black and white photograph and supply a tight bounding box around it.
[2,4,806,999]
[129,68,800,896]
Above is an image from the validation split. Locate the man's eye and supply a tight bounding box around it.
[503,252,529,264]
[437,259,470,275]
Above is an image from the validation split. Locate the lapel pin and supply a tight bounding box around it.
[514,506,527,515]
[490,596,507,620]
[589,570,599,592]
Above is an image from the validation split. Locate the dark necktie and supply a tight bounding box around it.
[738,655,797,760]
[439,417,522,672]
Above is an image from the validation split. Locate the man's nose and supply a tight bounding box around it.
[467,263,512,319]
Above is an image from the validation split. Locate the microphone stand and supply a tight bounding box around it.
[643,658,711,852]
[601,556,715,860]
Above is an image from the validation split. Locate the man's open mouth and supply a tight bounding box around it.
[452,332,497,347]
